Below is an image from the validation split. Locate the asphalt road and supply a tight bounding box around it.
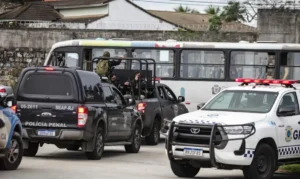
[1,139,299,179]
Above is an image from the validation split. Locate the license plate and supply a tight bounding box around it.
[37,130,55,136]
[183,148,203,156]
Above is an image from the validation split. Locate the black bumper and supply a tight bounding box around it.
[166,122,256,167]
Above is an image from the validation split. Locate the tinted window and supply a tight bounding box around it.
[203,90,278,113]
[164,86,177,101]
[278,92,299,115]
[230,51,275,79]
[50,52,79,68]
[132,49,175,78]
[78,71,103,102]
[280,52,300,80]
[21,73,73,96]
[180,50,225,79]
[103,86,113,102]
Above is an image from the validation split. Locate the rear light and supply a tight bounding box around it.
[152,77,161,81]
[77,107,88,127]
[45,67,55,71]
[137,103,146,113]
[11,105,16,113]
[0,89,6,93]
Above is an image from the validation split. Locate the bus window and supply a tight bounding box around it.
[132,49,174,78]
[280,52,300,80]
[230,51,274,79]
[180,50,225,79]
[87,48,127,71]
[50,52,79,68]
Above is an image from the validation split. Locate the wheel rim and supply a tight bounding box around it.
[7,139,19,164]
[96,133,103,155]
[134,128,140,148]
[256,154,270,175]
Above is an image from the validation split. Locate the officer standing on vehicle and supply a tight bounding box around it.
[96,51,123,79]
[124,72,147,98]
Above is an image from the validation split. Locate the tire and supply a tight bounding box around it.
[85,127,104,160]
[243,143,276,179]
[0,132,23,170]
[23,142,39,157]
[125,124,141,153]
[67,145,81,151]
[170,160,200,178]
[145,119,160,145]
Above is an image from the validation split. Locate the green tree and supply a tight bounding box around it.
[174,5,199,14]
[205,6,221,15]
[205,6,222,32]
[208,15,222,32]
[221,1,247,22]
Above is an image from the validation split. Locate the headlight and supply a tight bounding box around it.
[223,125,254,135]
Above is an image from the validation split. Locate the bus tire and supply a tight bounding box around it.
[243,143,276,179]
[145,119,160,145]
[170,160,200,178]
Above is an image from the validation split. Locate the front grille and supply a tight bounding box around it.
[173,125,223,146]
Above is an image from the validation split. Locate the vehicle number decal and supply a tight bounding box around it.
[20,104,38,109]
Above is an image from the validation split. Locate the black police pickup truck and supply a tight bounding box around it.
[14,67,143,160]
[112,69,189,146]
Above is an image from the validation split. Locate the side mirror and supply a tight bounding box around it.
[197,103,205,110]
[178,96,185,102]
[277,107,295,117]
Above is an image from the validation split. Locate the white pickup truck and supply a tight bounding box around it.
[165,78,300,179]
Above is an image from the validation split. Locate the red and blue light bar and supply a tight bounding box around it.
[235,78,298,85]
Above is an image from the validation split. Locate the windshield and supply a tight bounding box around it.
[202,90,278,113]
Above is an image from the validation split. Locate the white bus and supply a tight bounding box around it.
[44,39,300,111]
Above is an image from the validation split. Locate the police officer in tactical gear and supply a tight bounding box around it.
[96,51,123,79]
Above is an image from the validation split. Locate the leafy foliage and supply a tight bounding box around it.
[174,4,199,14]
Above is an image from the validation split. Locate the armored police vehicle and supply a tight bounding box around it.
[0,92,23,170]
[166,78,300,179]
[14,67,143,160]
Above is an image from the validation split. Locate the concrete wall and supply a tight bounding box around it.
[257,9,300,43]
[88,0,177,31]
[0,28,257,49]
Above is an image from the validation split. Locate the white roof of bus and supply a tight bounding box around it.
[50,39,300,50]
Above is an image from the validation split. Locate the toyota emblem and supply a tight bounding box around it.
[190,128,200,134]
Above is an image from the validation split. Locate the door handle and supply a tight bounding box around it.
[298,121,300,125]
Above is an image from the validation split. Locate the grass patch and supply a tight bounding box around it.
[279,164,300,173]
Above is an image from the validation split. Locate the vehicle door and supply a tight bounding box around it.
[276,91,300,160]
[111,86,132,139]
[156,85,176,122]
[102,86,122,141]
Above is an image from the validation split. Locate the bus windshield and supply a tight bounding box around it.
[202,90,278,113]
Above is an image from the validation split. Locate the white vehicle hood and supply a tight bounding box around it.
[173,110,267,125]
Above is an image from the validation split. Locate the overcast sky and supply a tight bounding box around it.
[131,0,300,27]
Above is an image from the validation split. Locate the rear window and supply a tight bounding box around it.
[18,71,77,101]
[22,74,73,96]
